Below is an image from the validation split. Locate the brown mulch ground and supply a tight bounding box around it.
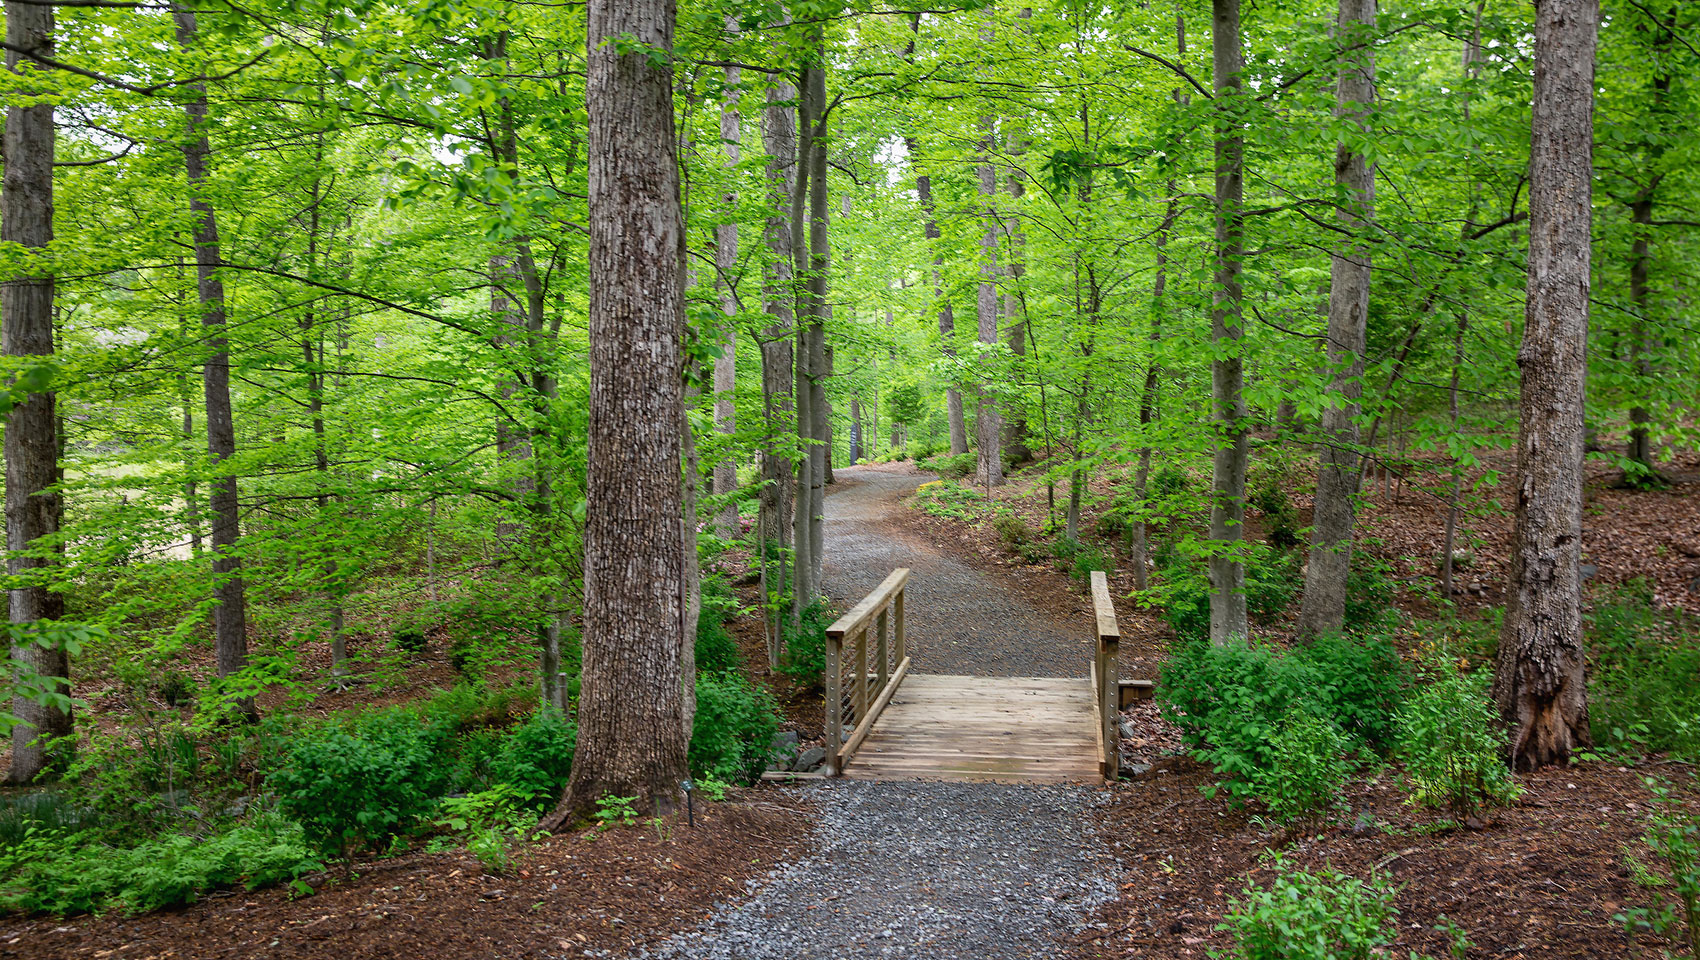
[0,793,814,960]
[1071,758,1693,960]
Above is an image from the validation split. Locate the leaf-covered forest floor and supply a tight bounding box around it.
[897,445,1700,959]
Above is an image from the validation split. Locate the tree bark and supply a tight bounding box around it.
[975,110,1004,488]
[4,0,69,783]
[1297,0,1377,639]
[1493,0,1596,771]
[173,4,253,715]
[1208,0,1249,644]
[758,76,796,664]
[551,0,689,823]
[906,138,969,458]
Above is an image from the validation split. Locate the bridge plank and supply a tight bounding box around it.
[842,674,1101,783]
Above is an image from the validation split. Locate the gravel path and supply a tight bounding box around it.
[643,781,1116,960]
[820,464,1092,678]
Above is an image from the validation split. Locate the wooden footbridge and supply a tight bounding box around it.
[820,569,1145,783]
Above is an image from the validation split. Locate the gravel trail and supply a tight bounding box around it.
[644,781,1116,960]
[819,463,1091,678]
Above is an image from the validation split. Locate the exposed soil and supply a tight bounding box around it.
[0,793,813,960]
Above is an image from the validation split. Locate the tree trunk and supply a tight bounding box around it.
[1493,0,1595,771]
[492,254,535,546]
[551,0,689,823]
[907,137,969,458]
[1208,0,1249,645]
[4,0,69,784]
[1297,0,1377,639]
[759,76,796,663]
[1001,113,1031,466]
[714,49,741,537]
[975,111,1004,488]
[174,4,253,715]
[801,57,829,597]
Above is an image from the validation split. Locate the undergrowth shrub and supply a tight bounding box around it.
[911,479,987,521]
[1249,477,1301,551]
[689,672,781,784]
[779,599,833,690]
[491,707,577,810]
[696,575,743,676]
[992,509,1032,546]
[1344,551,1398,631]
[1220,856,1398,960]
[1588,582,1700,759]
[1248,707,1355,822]
[271,710,446,855]
[1395,654,1520,815]
[1244,544,1300,624]
[0,813,320,916]
[1617,777,1700,957]
[918,452,976,480]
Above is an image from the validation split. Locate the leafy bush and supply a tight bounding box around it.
[1250,477,1300,551]
[1159,635,1406,808]
[911,479,987,521]
[1148,561,1211,643]
[778,599,833,690]
[491,706,577,810]
[1617,777,1700,957]
[1588,583,1700,759]
[1344,551,1397,630]
[992,509,1032,546]
[1245,544,1300,624]
[1249,707,1355,823]
[918,452,976,480]
[689,672,780,784]
[696,576,743,676]
[392,626,428,654]
[0,813,321,916]
[1395,655,1520,814]
[271,711,446,855]
[1151,464,1189,498]
[1069,543,1113,586]
[1221,856,1398,960]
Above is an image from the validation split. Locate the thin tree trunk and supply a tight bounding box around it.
[1297,0,1377,639]
[1208,0,1249,645]
[174,4,253,716]
[550,0,689,822]
[714,45,741,536]
[975,108,1004,487]
[802,56,828,596]
[1441,13,1485,601]
[4,0,69,783]
[906,137,969,458]
[1492,0,1596,771]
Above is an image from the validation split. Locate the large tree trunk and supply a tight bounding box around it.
[758,77,796,665]
[4,0,69,784]
[1297,0,1377,639]
[1208,0,1248,645]
[791,53,829,614]
[713,49,741,537]
[551,0,689,823]
[906,138,968,458]
[974,112,1004,488]
[1493,0,1595,771]
[174,4,253,715]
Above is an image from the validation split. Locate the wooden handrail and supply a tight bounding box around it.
[1090,570,1121,780]
[824,568,911,775]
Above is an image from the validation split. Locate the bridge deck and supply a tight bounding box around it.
[841,674,1101,783]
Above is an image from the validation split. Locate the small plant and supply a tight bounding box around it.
[992,509,1032,546]
[1218,855,1398,960]
[695,575,743,675]
[1247,707,1355,823]
[593,795,639,830]
[491,706,577,810]
[1589,583,1700,760]
[778,599,833,690]
[467,825,515,874]
[1395,654,1520,815]
[271,710,447,856]
[392,626,429,654]
[918,452,976,480]
[690,671,781,784]
[1616,777,1700,957]
[911,479,988,522]
[1344,551,1398,631]
[695,776,731,801]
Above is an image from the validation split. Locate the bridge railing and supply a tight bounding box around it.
[1090,570,1121,780]
[823,567,911,776]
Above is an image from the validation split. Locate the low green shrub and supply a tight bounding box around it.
[271,710,446,855]
[1395,654,1520,814]
[1250,478,1301,551]
[696,575,743,676]
[1299,632,1406,750]
[911,479,987,522]
[1344,551,1397,630]
[491,706,577,810]
[392,625,429,654]
[1249,707,1355,823]
[1588,583,1700,759]
[1221,856,1398,960]
[1617,777,1700,957]
[918,452,976,480]
[0,813,321,916]
[689,672,781,784]
[1245,544,1300,624]
[992,509,1032,546]
[778,599,833,690]
[1068,543,1113,586]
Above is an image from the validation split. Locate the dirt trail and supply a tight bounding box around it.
[820,463,1093,678]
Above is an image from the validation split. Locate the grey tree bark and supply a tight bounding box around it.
[1208,0,1249,645]
[713,46,741,537]
[1297,0,1377,639]
[791,53,829,613]
[906,137,968,458]
[1492,0,1596,771]
[758,77,796,665]
[550,0,689,823]
[4,0,69,783]
[975,113,1004,488]
[174,4,254,714]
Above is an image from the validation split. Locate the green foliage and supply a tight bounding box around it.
[1616,777,1700,958]
[778,599,833,690]
[1249,476,1300,551]
[593,795,639,830]
[1344,551,1398,631]
[491,706,577,810]
[1144,545,1302,639]
[271,711,446,856]
[696,575,743,676]
[432,784,538,876]
[1245,545,1300,625]
[689,671,781,784]
[992,509,1032,546]
[392,626,429,654]
[911,479,988,521]
[1588,582,1700,759]
[1159,635,1406,810]
[1218,856,1398,960]
[1394,654,1520,815]
[918,453,976,480]
[0,813,321,917]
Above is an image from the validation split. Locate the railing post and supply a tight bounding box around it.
[826,626,843,776]
[894,583,906,664]
[876,607,890,693]
[1091,570,1121,781]
[855,627,870,719]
